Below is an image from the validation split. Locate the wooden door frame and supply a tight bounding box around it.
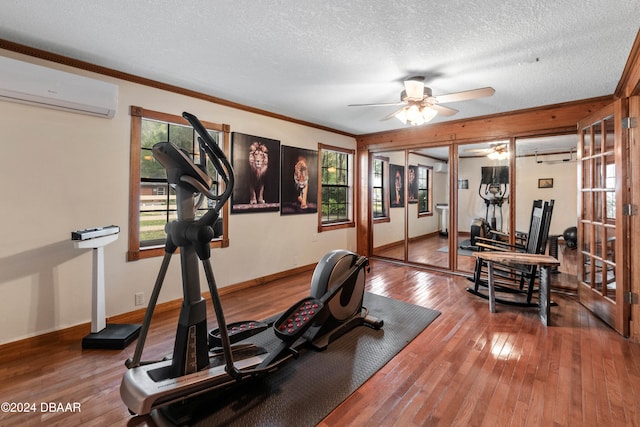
[615,30,640,341]
[627,95,640,341]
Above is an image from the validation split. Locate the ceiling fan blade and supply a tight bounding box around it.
[463,143,508,154]
[430,104,458,116]
[381,106,408,121]
[463,148,492,153]
[404,79,425,100]
[348,101,405,107]
[435,87,495,104]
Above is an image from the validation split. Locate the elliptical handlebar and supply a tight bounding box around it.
[182,112,235,216]
[182,112,226,163]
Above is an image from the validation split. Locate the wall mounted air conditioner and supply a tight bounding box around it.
[0,56,118,118]
[434,162,449,173]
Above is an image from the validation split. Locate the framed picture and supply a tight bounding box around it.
[538,178,554,189]
[389,164,405,208]
[458,179,469,189]
[231,132,280,213]
[280,146,318,215]
[407,165,418,204]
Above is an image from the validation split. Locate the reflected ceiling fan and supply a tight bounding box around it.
[464,143,509,160]
[348,76,495,126]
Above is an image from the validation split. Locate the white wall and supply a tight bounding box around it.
[515,155,577,235]
[372,151,405,248]
[457,154,577,237]
[408,154,447,239]
[0,51,356,344]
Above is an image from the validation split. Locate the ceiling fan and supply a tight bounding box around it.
[349,77,495,126]
[464,143,509,160]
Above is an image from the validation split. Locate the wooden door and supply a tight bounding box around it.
[577,100,630,336]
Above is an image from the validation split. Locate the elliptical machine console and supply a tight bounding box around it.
[120,112,382,422]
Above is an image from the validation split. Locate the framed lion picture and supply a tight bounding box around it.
[280,146,318,215]
[389,164,405,208]
[231,132,280,213]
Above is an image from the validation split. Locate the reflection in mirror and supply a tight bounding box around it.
[371,146,451,268]
[407,147,450,268]
[456,141,511,272]
[515,134,578,277]
[372,150,405,261]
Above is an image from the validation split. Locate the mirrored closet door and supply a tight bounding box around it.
[456,141,511,272]
[371,146,450,269]
[514,135,579,279]
[370,135,580,277]
[371,150,406,262]
[407,147,450,267]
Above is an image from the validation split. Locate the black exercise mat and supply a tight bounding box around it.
[166,293,439,427]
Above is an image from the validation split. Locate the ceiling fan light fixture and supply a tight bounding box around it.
[406,104,423,123]
[487,150,509,160]
[421,106,437,122]
[395,104,437,126]
[395,109,408,124]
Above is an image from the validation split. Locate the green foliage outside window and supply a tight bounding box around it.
[417,165,431,214]
[372,158,385,218]
[139,119,220,245]
[321,149,351,223]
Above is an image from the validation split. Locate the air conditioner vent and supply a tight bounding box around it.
[0,56,118,118]
[434,162,449,173]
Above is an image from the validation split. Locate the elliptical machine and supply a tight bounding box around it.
[467,166,509,248]
[120,112,382,421]
[478,165,509,232]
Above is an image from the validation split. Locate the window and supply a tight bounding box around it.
[318,143,355,231]
[128,106,230,261]
[417,164,433,216]
[372,156,389,221]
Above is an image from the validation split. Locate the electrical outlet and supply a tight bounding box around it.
[135,292,144,306]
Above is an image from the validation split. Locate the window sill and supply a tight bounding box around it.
[318,220,355,233]
[127,239,228,261]
[373,216,390,224]
[418,212,434,218]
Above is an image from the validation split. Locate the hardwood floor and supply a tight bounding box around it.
[1,260,639,426]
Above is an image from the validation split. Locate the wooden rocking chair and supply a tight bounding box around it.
[466,199,555,307]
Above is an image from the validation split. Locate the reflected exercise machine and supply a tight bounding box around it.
[468,166,509,246]
[120,112,382,423]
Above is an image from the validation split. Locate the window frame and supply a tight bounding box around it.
[318,143,356,232]
[372,155,390,223]
[127,106,230,261]
[417,164,434,217]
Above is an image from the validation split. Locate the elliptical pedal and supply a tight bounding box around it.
[208,321,269,348]
[273,297,323,341]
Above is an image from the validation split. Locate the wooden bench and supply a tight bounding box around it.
[472,252,560,325]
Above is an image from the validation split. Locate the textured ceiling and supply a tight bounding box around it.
[0,0,638,135]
